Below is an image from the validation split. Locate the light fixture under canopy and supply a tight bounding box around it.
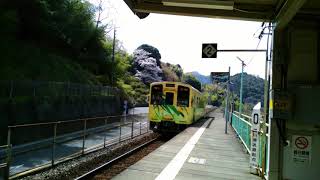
[162,0,234,10]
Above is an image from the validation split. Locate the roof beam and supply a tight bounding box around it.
[274,0,307,31]
[123,0,150,19]
[134,3,271,21]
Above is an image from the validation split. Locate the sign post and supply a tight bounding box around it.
[202,44,270,175]
[210,70,230,134]
[225,67,230,134]
[250,102,261,174]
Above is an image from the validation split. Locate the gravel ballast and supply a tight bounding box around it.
[20,132,159,180]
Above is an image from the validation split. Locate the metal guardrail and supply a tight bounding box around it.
[233,111,251,122]
[231,112,252,153]
[1,113,149,179]
[230,111,269,178]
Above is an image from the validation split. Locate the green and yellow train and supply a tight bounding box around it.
[148,81,207,132]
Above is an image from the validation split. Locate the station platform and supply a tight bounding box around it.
[113,110,260,180]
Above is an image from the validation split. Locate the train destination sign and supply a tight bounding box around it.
[202,43,217,58]
[210,72,229,83]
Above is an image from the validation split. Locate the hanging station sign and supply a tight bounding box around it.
[202,43,217,58]
[210,72,229,83]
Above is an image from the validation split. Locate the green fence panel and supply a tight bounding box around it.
[232,112,269,176]
[258,131,268,172]
[231,113,251,152]
[259,133,263,167]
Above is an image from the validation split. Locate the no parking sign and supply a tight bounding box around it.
[292,135,312,165]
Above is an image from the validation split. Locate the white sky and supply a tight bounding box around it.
[95,0,268,78]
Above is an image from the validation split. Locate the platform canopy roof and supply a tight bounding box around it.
[122,0,320,30]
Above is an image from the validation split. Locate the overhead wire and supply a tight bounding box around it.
[245,23,268,67]
[232,23,264,75]
[245,36,263,66]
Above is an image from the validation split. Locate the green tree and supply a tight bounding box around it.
[0,0,115,83]
[182,74,201,91]
[161,62,183,82]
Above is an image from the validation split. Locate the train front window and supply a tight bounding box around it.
[165,92,174,105]
[177,86,190,107]
[151,85,163,105]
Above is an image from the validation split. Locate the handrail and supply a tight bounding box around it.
[0,145,8,149]
[5,112,150,178]
[233,111,251,119]
[242,114,252,120]
[234,111,266,121]
[2,121,144,159]
[0,163,7,168]
[8,113,147,128]
[232,113,252,126]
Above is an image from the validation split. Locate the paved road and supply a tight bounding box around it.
[4,107,150,176]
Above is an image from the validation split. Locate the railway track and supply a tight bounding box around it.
[75,136,167,180]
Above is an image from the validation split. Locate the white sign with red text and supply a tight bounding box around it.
[292,135,312,165]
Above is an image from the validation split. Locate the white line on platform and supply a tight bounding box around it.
[155,119,211,180]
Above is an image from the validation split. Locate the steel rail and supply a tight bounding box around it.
[74,137,159,180]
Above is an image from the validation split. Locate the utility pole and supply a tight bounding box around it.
[111,28,116,86]
[237,57,246,117]
[225,66,231,134]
